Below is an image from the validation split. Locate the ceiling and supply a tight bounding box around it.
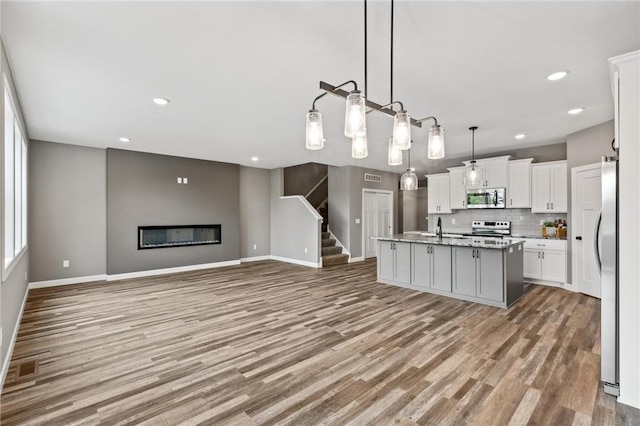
[2,1,639,175]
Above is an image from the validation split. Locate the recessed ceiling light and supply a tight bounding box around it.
[119,137,131,143]
[568,107,584,115]
[515,134,526,140]
[251,156,259,162]
[547,71,569,81]
[153,97,170,106]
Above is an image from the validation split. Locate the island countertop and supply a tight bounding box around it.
[372,233,525,250]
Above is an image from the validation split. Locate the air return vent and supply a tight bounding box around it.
[364,173,382,183]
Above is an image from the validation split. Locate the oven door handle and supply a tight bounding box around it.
[493,190,498,206]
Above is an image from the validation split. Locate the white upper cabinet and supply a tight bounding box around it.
[427,173,451,214]
[507,158,533,208]
[448,166,466,209]
[531,161,567,213]
[463,156,510,188]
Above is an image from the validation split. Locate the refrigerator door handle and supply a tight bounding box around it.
[594,209,602,274]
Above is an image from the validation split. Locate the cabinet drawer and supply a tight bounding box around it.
[522,238,566,251]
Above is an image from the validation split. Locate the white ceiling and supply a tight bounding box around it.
[2,1,639,175]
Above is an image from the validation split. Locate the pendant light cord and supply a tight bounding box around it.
[364,0,368,98]
[390,0,394,103]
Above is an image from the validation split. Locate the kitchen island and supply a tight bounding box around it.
[374,234,525,308]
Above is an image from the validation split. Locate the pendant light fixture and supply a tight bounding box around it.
[400,143,418,191]
[305,0,446,166]
[344,90,367,138]
[465,126,483,186]
[352,134,368,159]
[388,138,403,165]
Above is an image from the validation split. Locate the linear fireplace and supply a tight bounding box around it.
[138,225,221,250]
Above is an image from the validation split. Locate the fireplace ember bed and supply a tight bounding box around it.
[138,225,221,250]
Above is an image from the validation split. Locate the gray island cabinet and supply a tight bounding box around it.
[375,234,525,308]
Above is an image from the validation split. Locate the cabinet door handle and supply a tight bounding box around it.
[547,202,550,210]
[463,200,465,206]
[510,199,513,206]
[472,249,475,258]
[477,250,480,259]
[538,251,540,258]
[551,202,554,210]
[542,252,545,259]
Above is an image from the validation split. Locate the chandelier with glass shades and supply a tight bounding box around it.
[305,0,446,173]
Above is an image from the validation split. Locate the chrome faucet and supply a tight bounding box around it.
[436,217,443,240]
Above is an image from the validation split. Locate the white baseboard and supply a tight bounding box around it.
[0,286,29,391]
[349,256,364,263]
[240,255,272,263]
[106,260,241,281]
[617,397,640,410]
[270,256,321,268]
[29,274,107,289]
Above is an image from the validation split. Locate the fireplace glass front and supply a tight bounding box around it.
[138,225,221,249]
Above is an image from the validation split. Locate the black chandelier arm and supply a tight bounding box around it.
[311,92,328,110]
[379,100,404,112]
[332,80,359,92]
[416,116,439,127]
[318,81,422,128]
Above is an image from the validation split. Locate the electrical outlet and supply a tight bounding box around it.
[520,216,524,221]
[451,218,456,225]
[177,177,182,184]
[304,247,308,253]
[253,244,257,250]
[183,178,188,184]
[63,260,70,268]
[355,218,360,224]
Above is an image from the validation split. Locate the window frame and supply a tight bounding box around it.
[2,74,28,281]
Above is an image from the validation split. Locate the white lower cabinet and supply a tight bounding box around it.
[452,247,504,303]
[521,238,566,284]
[411,244,452,292]
[378,240,411,284]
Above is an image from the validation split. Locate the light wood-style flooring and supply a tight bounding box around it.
[1,259,638,425]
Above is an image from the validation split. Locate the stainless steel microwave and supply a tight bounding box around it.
[466,187,506,209]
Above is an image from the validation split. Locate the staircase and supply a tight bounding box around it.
[282,164,349,267]
[319,204,349,267]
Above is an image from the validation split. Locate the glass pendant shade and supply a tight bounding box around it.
[388,138,403,166]
[344,90,367,137]
[465,162,481,186]
[392,110,411,150]
[400,170,418,191]
[427,125,445,159]
[305,110,324,150]
[352,134,368,159]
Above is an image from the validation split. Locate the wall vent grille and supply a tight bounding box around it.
[364,173,382,183]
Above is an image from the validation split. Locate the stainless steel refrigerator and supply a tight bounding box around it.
[600,155,619,396]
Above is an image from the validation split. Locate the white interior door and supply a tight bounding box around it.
[363,190,393,259]
[572,163,602,298]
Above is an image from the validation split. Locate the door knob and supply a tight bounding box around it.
[576,236,582,240]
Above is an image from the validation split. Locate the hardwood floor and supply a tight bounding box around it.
[1,259,637,425]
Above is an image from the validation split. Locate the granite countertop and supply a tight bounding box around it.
[373,234,524,249]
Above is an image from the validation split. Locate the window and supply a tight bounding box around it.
[3,75,27,275]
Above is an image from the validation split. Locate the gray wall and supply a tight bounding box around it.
[239,166,270,258]
[1,39,29,371]
[107,149,240,274]
[29,141,106,282]
[270,169,321,264]
[400,188,428,232]
[328,166,351,250]
[328,166,400,259]
[566,120,615,283]
[426,142,567,174]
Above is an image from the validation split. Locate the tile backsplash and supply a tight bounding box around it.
[427,208,567,237]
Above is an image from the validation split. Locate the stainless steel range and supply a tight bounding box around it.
[464,220,511,238]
